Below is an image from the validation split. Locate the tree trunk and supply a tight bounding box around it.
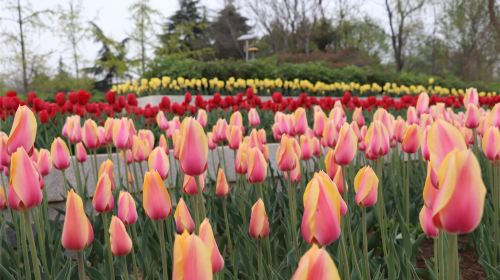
[17,0,28,93]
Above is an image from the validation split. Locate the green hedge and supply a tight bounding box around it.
[146,57,500,93]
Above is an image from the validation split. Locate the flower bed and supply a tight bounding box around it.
[0,90,498,280]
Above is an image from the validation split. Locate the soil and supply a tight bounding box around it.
[416,236,486,280]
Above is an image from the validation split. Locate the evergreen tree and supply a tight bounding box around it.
[156,0,211,58]
[210,3,250,59]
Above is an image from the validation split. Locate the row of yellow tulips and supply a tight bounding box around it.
[112,76,499,97]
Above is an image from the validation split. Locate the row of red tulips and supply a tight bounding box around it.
[1,88,500,123]
[0,89,499,279]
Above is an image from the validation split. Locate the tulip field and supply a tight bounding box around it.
[0,87,499,280]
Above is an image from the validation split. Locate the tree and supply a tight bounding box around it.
[384,0,426,72]
[57,0,88,80]
[156,0,211,58]
[440,0,498,81]
[210,2,250,59]
[85,22,130,91]
[0,0,52,92]
[129,0,159,75]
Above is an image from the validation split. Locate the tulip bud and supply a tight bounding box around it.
[98,159,115,190]
[167,117,181,138]
[196,109,207,128]
[419,206,438,238]
[172,231,212,280]
[138,129,154,151]
[465,104,480,129]
[421,125,431,161]
[249,198,270,239]
[0,185,6,209]
[104,118,115,144]
[333,123,357,165]
[406,106,418,125]
[432,149,486,233]
[179,117,208,176]
[156,111,169,131]
[8,147,42,210]
[215,168,230,197]
[324,149,345,194]
[148,147,170,180]
[199,218,224,273]
[235,141,249,174]
[132,135,149,162]
[82,119,100,149]
[482,126,500,161]
[353,107,365,127]
[75,142,88,162]
[213,119,228,143]
[299,135,313,160]
[142,170,172,220]
[247,147,267,184]
[393,117,407,143]
[117,191,138,225]
[291,244,341,280]
[428,119,467,172]
[322,119,338,148]
[284,156,302,183]
[276,135,299,172]
[7,105,37,154]
[226,125,242,150]
[112,118,131,150]
[174,198,195,234]
[230,111,243,128]
[248,108,260,127]
[313,111,326,137]
[62,190,93,251]
[93,173,114,213]
[159,134,170,154]
[98,126,107,147]
[463,88,478,107]
[109,216,132,256]
[364,121,390,160]
[50,137,71,170]
[416,92,429,116]
[354,166,378,207]
[294,108,308,135]
[301,171,342,246]
[402,124,421,154]
[183,174,205,195]
[37,148,52,176]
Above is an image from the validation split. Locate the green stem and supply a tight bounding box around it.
[32,210,49,278]
[257,240,263,280]
[126,226,139,280]
[339,233,351,280]
[121,256,130,280]
[23,211,41,280]
[286,174,299,261]
[102,214,115,280]
[115,150,123,191]
[438,231,445,280]
[362,207,371,280]
[342,165,362,278]
[77,251,85,280]
[20,212,32,280]
[194,175,206,226]
[222,199,233,252]
[158,220,169,280]
[447,233,459,280]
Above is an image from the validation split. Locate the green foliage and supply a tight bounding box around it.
[145,57,500,92]
[209,3,251,59]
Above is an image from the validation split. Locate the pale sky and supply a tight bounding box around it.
[0,0,435,80]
